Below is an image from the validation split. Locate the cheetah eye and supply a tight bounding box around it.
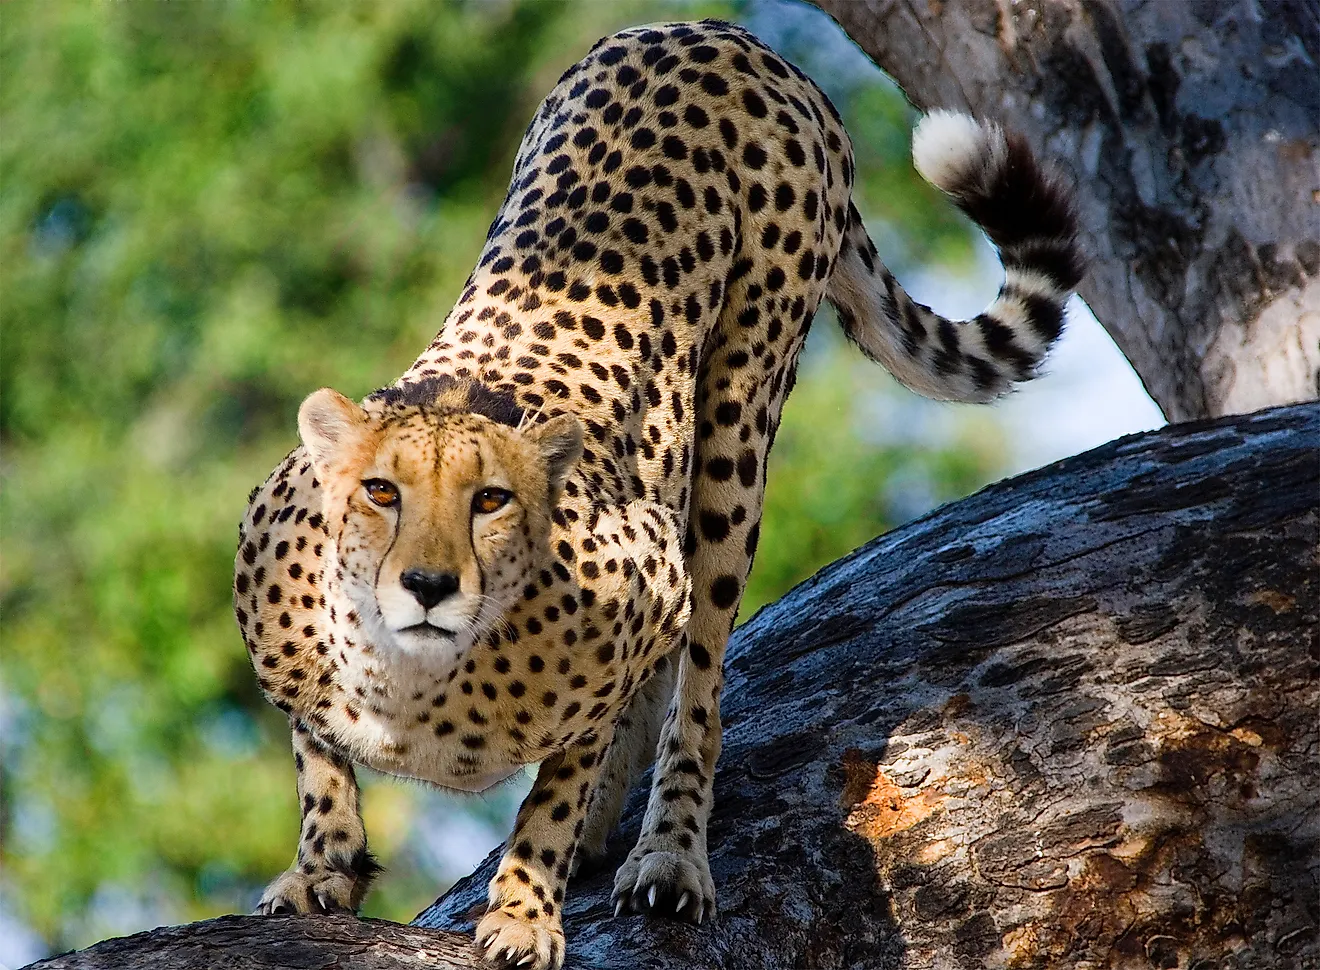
[472,487,513,515]
[363,479,400,508]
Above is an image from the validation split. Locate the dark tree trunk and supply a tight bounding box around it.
[814,0,1320,422]
[33,402,1320,970]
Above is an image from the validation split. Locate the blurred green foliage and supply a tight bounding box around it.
[0,0,1002,956]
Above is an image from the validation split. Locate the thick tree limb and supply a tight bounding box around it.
[32,402,1319,969]
[814,0,1320,422]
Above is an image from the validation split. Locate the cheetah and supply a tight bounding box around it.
[234,19,1083,969]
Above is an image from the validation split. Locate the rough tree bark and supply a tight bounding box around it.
[33,402,1319,970]
[814,0,1320,422]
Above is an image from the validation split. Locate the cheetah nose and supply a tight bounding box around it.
[399,568,460,610]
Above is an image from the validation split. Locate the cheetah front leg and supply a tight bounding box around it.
[255,719,380,915]
[476,731,613,970]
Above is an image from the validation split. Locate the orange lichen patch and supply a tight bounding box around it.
[839,748,882,808]
[1230,726,1265,747]
[997,924,1044,969]
[839,749,946,841]
[1245,588,1295,613]
[1075,851,1138,894]
[915,838,957,865]
[959,764,990,788]
[1145,715,1263,804]
[942,692,973,717]
[984,851,1145,966]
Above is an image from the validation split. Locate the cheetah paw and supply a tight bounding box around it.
[254,868,357,916]
[475,909,564,970]
[611,848,715,924]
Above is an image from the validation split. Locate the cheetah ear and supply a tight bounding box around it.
[525,413,583,502]
[298,388,371,479]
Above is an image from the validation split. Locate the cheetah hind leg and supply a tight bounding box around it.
[576,500,690,876]
[608,645,718,925]
[572,652,676,875]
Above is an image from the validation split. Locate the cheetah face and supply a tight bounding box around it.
[297,388,582,662]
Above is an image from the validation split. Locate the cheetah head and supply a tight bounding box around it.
[297,384,582,663]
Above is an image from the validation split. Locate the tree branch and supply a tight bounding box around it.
[33,402,1319,969]
[814,0,1320,422]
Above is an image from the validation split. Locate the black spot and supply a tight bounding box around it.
[737,449,758,487]
[744,520,761,557]
[705,456,734,481]
[656,202,678,233]
[662,135,688,160]
[700,73,728,96]
[698,510,730,542]
[622,218,648,244]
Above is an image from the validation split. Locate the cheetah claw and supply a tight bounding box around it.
[255,868,359,917]
[474,908,563,970]
[315,893,353,915]
[612,847,716,925]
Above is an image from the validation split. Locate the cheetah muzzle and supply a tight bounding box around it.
[235,19,1082,970]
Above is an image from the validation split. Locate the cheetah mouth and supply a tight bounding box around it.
[399,622,457,640]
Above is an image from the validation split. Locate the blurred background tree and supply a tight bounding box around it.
[0,0,1030,960]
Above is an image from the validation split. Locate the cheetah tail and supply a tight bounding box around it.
[826,111,1085,403]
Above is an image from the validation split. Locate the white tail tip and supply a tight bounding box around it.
[912,110,1006,194]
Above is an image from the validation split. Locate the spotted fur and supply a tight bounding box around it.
[236,20,1082,969]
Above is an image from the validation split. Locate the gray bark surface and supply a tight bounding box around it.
[33,402,1320,969]
[815,0,1320,422]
